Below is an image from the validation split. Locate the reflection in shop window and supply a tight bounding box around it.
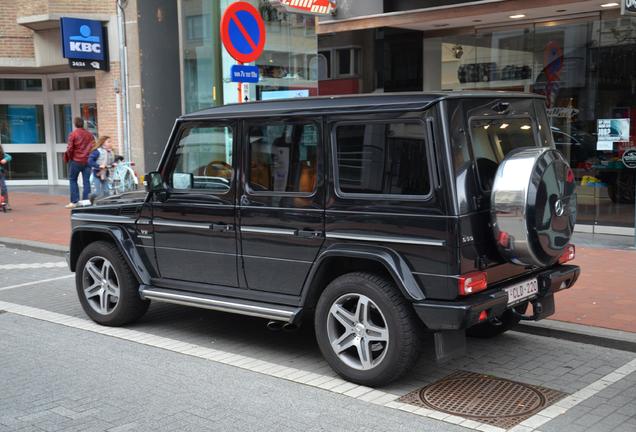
[0,105,45,144]
[80,103,98,137]
[2,153,48,180]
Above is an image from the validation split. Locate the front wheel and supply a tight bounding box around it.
[76,241,149,326]
[314,272,421,386]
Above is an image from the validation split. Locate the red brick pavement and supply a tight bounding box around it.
[1,192,634,334]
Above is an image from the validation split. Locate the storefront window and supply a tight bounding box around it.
[54,104,73,143]
[423,14,636,231]
[0,105,45,144]
[56,153,69,180]
[179,0,318,111]
[2,153,48,180]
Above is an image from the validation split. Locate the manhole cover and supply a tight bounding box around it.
[399,371,566,429]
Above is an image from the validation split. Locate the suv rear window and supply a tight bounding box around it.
[334,121,430,197]
[469,117,536,190]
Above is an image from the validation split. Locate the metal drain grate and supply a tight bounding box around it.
[399,371,567,429]
[0,310,6,314]
[36,202,58,206]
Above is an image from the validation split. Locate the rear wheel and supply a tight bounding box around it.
[76,241,149,326]
[314,272,421,386]
[466,302,528,338]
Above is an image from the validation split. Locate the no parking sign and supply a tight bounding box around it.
[221,2,266,64]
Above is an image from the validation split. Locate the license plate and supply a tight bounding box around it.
[505,278,538,306]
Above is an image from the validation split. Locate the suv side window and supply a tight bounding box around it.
[334,121,430,197]
[247,122,318,194]
[167,124,233,193]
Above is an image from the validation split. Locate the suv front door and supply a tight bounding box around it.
[238,118,325,297]
[151,121,239,290]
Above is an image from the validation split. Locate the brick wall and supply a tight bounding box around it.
[0,1,35,58]
[96,62,121,153]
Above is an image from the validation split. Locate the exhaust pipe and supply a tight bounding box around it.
[282,323,298,332]
[266,320,285,331]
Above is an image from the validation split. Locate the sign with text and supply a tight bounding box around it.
[231,65,259,83]
[60,17,106,61]
[270,0,336,16]
[622,0,636,15]
[598,118,631,143]
[622,148,636,168]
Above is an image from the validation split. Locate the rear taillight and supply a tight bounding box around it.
[458,271,488,296]
[559,244,576,264]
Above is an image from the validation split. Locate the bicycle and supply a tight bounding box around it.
[90,156,139,198]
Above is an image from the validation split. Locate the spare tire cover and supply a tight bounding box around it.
[491,147,576,267]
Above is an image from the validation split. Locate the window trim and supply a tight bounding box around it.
[243,118,321,198]
[163,120,236,196]
[331,118,434,201]
[466,114,540,193]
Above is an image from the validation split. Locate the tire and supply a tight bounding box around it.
[314,272,421,386]
[76,241,149,326]
[466,302,528,338]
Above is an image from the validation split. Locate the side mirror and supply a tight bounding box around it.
[145,171,164,193]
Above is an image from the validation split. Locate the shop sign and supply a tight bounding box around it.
[60,17,108,71]
[597,118,630,150]
[269,0,337,16]
[622,0,636,15]
[221,2,266,63]
[623,148,636,168]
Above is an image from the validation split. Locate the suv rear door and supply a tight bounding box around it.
[151,121,239,289]
[238,117,325,296]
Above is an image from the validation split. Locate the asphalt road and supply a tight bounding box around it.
[0,246,634,432]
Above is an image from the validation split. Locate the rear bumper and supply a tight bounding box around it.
[413,264,580,331]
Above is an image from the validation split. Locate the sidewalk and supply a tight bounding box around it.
[1,190,635,336]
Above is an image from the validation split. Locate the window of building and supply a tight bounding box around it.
[317,51,331,79]
[0,105,46,144]
[77,76,96,89]
[50,78,71,91]
[0,78,42,91]
[1,152,48,180]
[335,121,430,197]
[54,104,73,143]
[56,153,70,180]
[168,124,233,192]
[247,122,318,194]
[80,103,98,137]
[336,48,360,76]
[186,14,211,40]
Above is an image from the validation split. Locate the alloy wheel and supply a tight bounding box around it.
[326,293,389,371]
[82,256,120,315]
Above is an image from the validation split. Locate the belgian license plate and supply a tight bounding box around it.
[505,279,539,306]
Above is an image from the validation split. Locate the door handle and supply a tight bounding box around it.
[296,229,322,239]
[211,223,234,232]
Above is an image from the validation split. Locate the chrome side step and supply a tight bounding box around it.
[139,286,301,323]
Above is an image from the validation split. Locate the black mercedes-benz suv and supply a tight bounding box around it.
[68,92,580,386]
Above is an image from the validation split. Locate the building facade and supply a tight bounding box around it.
[0,0,119,184]
[317,0,636,237]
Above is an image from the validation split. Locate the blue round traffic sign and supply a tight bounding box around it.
[221,2,266,64]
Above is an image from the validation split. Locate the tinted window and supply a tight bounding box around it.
[469,117,537,190]
[247,122,318,194]
[335,122,430,196]
[168,125,233,193]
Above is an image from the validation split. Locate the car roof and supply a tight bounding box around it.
[180,91,544,120]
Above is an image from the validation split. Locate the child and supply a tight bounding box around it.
[88,136,115,199]
[0,144,12,211]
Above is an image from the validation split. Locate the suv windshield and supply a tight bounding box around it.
[469,117,537,190]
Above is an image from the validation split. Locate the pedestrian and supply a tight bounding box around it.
[88,135,115,199]
[64,117,95,208]
[0,144,12,211]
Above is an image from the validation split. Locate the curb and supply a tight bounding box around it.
[515,320,636,353]
[0,237,68,258]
